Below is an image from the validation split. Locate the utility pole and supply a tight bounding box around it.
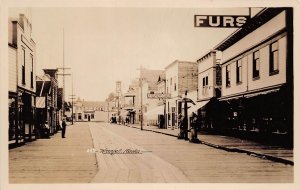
[137,65,144,131]
[69,95,76,124]
[140,77,143,130]
[57,29,71,120]
[116,81,121,124]
[69,74,76,125]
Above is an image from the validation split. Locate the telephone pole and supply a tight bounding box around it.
[69,75,76,124]
[57,29,71,119]
[116,81,122,124]
[137,65,144,131]
[69,95,76,124]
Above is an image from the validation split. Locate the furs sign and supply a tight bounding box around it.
[194,15,250,28]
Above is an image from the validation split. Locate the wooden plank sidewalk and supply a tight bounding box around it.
[9,123,98,183]
[131,124,293,163]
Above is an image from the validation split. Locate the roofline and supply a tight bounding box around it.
[165,60,197,70]
[214,8,285,51]
[213,8,267,50]
[196,49,217,63]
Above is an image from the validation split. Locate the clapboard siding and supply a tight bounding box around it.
[16,23,36,93]
[9,46,17,92]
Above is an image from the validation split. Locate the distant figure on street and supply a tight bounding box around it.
[62,117,67,138]
[159,115,165,129]
[190,112,200,143]
[125,116,130,126]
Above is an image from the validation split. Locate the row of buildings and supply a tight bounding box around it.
[110,8,293,147]
[8,14,66,146]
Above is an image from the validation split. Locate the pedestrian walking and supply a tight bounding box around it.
[62,117,67,138]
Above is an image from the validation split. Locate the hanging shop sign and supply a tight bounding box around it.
[194,15,250,28]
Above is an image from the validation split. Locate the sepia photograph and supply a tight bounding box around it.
[1,0,299,189]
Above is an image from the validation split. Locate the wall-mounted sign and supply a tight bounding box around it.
[147,93,171,99]
[194,15,249,28]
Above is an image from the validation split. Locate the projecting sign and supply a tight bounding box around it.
[147,93,171,99]
[194,15,249,28]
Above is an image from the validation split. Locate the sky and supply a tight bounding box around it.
[9,7,260,101]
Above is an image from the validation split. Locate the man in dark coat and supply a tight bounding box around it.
[62,117,67,138]
[190,112,200,143]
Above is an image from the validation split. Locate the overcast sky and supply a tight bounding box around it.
[9,7,260,101]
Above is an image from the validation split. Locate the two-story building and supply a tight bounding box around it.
[8,14,37,144]
[187,50,222,130]
[36,69,59,136]
[125,68,164,126]
[165,60,198,128]
[215,8,293,146]
[123,83,138,124]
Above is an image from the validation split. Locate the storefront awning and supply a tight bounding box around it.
[244,88,280,98]
[188,100,210,115]
[219,88,281,101]
[144,105,164,120]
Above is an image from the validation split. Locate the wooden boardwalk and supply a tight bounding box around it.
[9,123,98,183]
[138,124,294,163]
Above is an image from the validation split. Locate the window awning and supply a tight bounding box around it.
[188,100,210,115]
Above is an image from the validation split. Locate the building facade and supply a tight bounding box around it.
[165,60,198,128]
[187,50,222,130]
[73,99,107,122]
[215,8,293,146]
[36,69,59,136]
[8,14,37,144]
[144,73,167,126]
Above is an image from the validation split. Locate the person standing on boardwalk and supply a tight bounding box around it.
[62,117,67,138]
